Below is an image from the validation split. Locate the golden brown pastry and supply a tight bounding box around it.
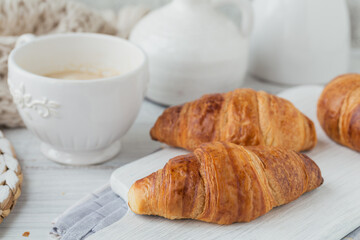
[317,74,360,152]
[128,142,323,224]
[150,88,316,152]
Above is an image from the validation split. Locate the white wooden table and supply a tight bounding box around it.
[0,49,359,240]
[0,75,286,239]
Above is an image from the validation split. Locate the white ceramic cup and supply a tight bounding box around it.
[8,33,148,165]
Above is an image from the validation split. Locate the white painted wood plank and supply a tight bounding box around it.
[93,86,360,240]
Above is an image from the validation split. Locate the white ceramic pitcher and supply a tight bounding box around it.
[130,0,253,105]
[249,0,350,85]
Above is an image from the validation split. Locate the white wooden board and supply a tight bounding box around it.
[91,86,360,240]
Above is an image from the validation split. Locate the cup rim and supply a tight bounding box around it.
[8,33,147,84]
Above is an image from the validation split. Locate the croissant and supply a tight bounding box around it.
[317,74,360,152]
[150,88,316,152]
[128,142,323,224]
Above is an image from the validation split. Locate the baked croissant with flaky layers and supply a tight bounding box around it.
[318,74,360,152]
[150,88,316,152]
[128,142,323,224]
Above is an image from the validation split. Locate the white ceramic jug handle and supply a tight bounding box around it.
[15,34,36,48]
[212,0,253,37]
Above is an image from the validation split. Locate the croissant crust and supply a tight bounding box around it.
[150,88,317,152]
[128,142,323,224]
[317,74,360,151]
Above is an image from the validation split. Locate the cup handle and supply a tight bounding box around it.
[15,34,36,48]
[212,0,253,37]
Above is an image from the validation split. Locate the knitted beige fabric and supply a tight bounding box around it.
[0,0,149,128]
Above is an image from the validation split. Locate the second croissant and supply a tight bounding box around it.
[128,142,323,224]
[150,88,317,152]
